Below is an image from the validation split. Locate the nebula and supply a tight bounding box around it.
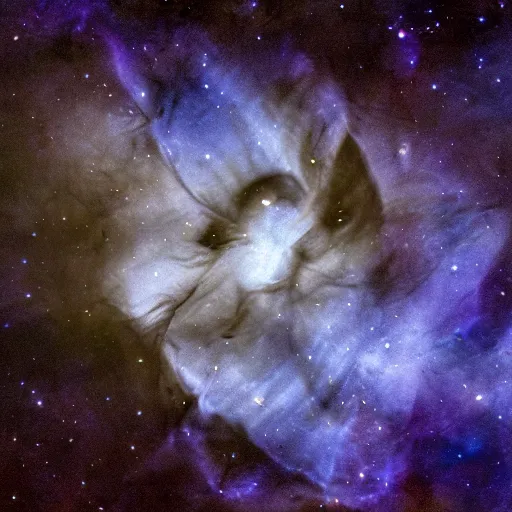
[1,1,512,511]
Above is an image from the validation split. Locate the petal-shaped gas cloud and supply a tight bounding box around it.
[106,26,510,508]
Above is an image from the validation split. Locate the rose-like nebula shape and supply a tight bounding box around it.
[102,25,512,509]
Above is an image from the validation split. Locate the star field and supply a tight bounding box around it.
[1,1,512,511]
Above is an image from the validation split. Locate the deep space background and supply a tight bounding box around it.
[1,0,512,511]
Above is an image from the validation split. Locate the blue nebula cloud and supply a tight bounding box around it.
[104,22,512,510]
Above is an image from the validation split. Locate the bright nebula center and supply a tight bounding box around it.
[237,200,313,290]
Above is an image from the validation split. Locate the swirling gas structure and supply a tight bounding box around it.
[96,28,512,509]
